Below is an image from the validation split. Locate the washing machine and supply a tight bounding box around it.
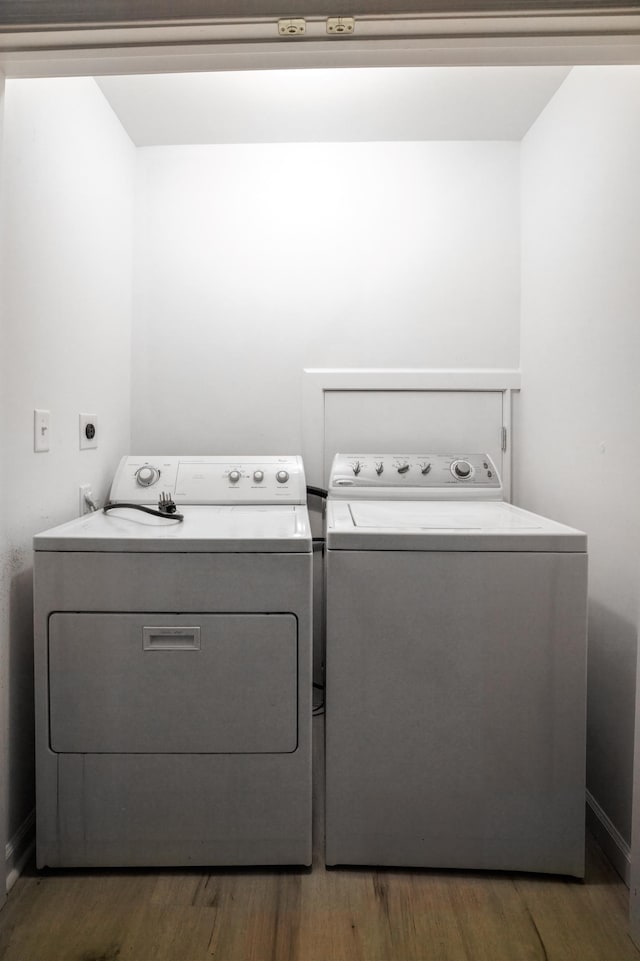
[325,452,587,877]
[33,455,312,868]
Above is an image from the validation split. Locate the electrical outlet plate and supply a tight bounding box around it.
[278,17,306,35]
[327,16,355,33]
[79,413,98,450]
[79,484,93,515]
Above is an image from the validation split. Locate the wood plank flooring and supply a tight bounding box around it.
[1,717,638,961]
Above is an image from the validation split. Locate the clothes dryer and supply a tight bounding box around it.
[325,452,587,876]
[34,455,312,868]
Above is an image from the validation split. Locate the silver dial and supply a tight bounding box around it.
[276,470,290,484]
[135,466,160,487]
[253,470,264,483]
[453,460,472,479]
[228,470,241,483]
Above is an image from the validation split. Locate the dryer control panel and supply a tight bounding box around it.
[109,455,307,505]
[329,453,502,500]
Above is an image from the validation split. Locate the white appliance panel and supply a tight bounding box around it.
[325,548,587,875]
[324,391,504,482]
[328,451,502,499]
[49,613,297,754]
[109,454,307,505]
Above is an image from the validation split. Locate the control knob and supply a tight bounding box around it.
[228,470,241,483]
[375,462,384,476]
[397,464,410,474]
[421,463,432,475]
[135,465,160,487]
[352,461,362,476]
[276,470,289,484]
[253,470,264,483]
[453,461,472,478]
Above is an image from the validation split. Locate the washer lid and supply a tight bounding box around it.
[326,500,586,552]
[34,504,312,553]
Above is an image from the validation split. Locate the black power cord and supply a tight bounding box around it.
[307,485,328,500]
[103,492,184,522]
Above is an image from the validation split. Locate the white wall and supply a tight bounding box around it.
[516,67,640,862]
[132,141,520,452]
[5,66,637,894]
[0,77,135,880]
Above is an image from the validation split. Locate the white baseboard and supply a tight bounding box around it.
[1,798,631,892]
[5,808,35,892]
[586,790,631,886]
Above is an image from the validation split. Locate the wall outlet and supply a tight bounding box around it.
[79,413,98,450]
[34,409,50,452]
[278,18,306,35]
[79,484,95,515]
[326,16,355,33]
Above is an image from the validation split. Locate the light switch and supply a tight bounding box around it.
[34,409,50,452]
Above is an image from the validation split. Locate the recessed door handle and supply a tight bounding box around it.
[143,626,201,651]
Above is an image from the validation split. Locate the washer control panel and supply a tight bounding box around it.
[110,455,307,505]
[329,453,502,500]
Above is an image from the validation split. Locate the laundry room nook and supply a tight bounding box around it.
[0,33,640,959]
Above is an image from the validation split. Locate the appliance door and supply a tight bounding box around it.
[49,612,298,754]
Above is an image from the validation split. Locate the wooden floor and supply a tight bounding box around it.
[1,718,638,961]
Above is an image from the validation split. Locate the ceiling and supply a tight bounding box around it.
[96,65,571,146]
